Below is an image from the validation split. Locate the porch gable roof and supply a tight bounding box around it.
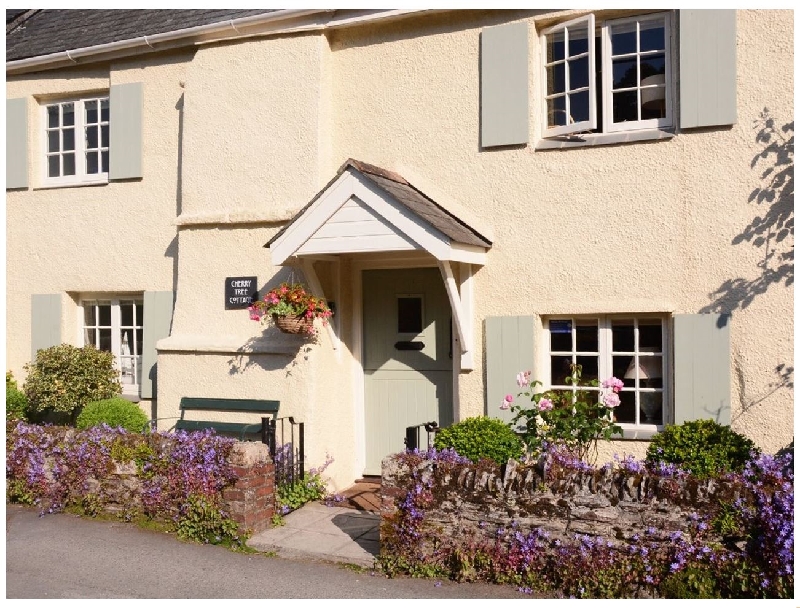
[266,159,492,266]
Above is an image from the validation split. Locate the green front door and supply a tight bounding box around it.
[363,268,454,475]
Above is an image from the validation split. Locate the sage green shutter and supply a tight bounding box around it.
[109,82,143,180]
[140,291,173,399]
[485,316,534,423]
[679,10,737,129]
[481,22,529,148]
[6,98,28,189]
[673,313,731,425]
[31,294,62,360]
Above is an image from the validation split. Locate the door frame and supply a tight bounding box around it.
[351,254,460,477]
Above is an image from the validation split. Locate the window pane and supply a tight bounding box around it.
[47,105,59,128]
[135,328,143,356]
[639,320,662,350]
[84,328,96,347]
[63,128,75,151]
[568,56,589,90]
[546,31,565,63]
[100,99,110,122]
[567,24,589,57]
[101,151,109,173]
[62,103,74,126]
[86,125,98,149]
[551,355,573,385]
[547,96,567,127]
[121,302,134,326]
[641,356,663,387]
[614,355,635,384]
[613,90,639,123]
[86,152,99,175]
[640,392,662,424]
[640,22,665,52]
[84,304,96,326]
[63,153,76,176]
[48,131,60,153]
[397,297,423,333]
[610,22,637,56]
[611,320,634,352]
[546,64,566,96]
[575,321,598,352]
[85,100,98,124]
[135,355,142,386]
[48,155,60,177]
[98,304,112,326]
[640,54,666,80]
[615,392,636,424]
[549,320,572,351]
[576,355,598,382]
[101,124,109,148]
[612,58,638,90]
[569,90,590,123]
[120,328,133,353]
[99,328,112,352]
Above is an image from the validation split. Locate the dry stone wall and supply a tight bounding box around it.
[381,455,742,548]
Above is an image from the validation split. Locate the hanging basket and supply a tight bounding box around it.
[272,314,313,335]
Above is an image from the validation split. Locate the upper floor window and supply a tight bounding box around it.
[43,96,109,186]
[81,297,143,395]
[545,315,668,430]
[541,12,673,139]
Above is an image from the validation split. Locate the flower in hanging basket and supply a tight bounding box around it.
[248,282,332,335]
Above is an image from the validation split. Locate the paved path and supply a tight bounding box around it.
[5,504,528,599]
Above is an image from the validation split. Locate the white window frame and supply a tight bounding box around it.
[542,315,670,434]
[540,14,597,138]
[78,297,143,397]
[41,95,109,187]
[540,11,674,139]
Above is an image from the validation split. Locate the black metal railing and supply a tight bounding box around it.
[404,421,439,451]
[264,416,305,487]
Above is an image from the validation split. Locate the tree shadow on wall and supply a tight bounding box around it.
[700,109,794,418]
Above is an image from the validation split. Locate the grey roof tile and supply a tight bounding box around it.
[6,9,278,61]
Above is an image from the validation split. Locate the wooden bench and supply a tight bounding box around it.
[154,397,280,441]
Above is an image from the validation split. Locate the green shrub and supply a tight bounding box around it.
[24,344,121,424]
[6,371,28,421]
[76,397,149,433]
[433,416,524,465]
[645,419,758,478]
[659,566,721,599]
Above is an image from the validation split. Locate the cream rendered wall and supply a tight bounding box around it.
[327,9,794,456]
[5,52,191,416]
[158,34,361,489]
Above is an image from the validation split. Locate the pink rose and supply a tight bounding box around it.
[603,393,621,408]
[602,377,625,393]
[538,398,554,412]
[516,371,531,388]
[500,394,514,410]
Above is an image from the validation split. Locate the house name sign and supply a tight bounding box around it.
[225,276,258,310]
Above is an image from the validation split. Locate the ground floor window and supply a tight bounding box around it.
[81,298,143,395]
[544,315,667,429]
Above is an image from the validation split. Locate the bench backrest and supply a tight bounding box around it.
[179,397,280,415]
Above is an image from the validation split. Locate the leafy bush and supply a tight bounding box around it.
[76,397,149,433]
[274,450,336,518]
[24,344,121,424]
[6,371,28,421]
[433,416,524,464]
[645,419,758,478]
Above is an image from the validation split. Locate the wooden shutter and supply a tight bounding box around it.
[109,82,143,180]
[481,22,529,148]
[140,291,173,399]
[6,97,28,189]
[679,10,737,129]
[673,313,731,425]
[485,315,534,423]
[31,294,62,361]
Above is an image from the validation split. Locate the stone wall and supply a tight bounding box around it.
[381,454,742,549]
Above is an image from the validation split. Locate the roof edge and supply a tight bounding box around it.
[6,9,435,75]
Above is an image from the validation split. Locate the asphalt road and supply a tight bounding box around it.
[5,504,532,600]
